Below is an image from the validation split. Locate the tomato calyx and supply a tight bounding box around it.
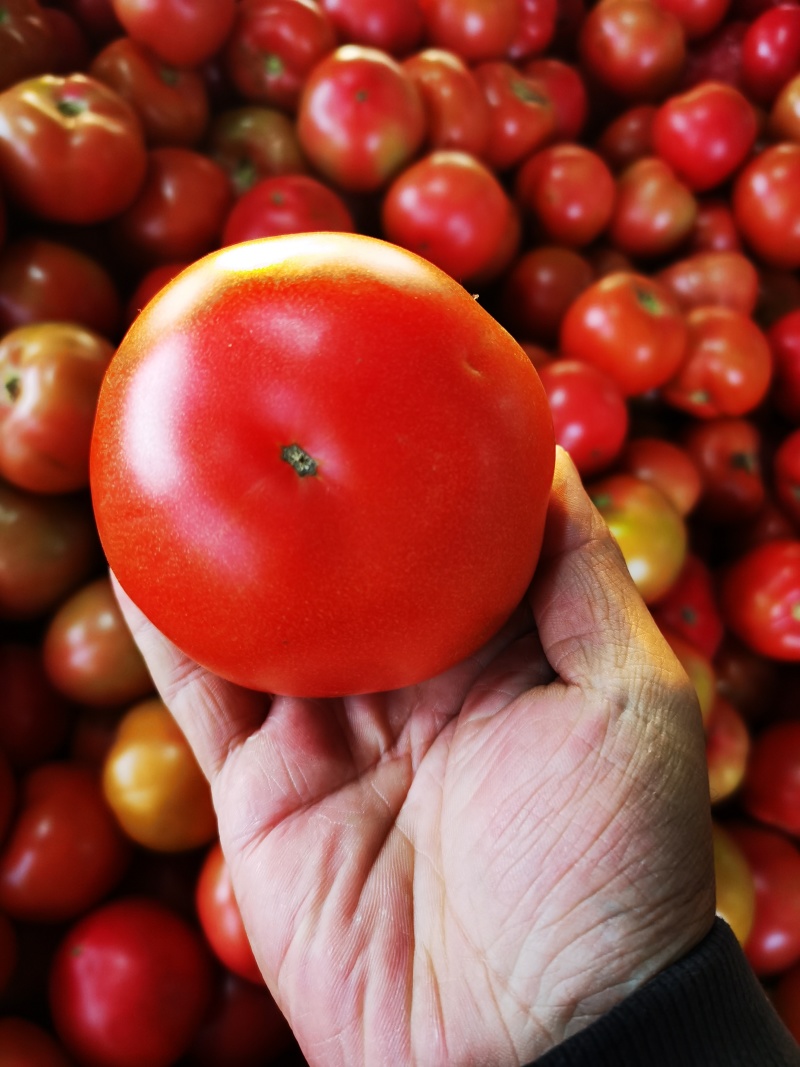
[634,285,664,315]
[264,54,285,78]
[281,442,318,477]
[3,374,20,403]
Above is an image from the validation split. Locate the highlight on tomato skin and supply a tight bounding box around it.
[90,232,556,699]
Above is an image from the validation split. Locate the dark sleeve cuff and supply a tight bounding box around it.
[529,918,800,1067]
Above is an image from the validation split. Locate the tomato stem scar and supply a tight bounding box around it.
[282,443,318,477]
[3,375,20,402]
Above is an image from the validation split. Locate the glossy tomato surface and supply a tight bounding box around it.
[91,232,555,697]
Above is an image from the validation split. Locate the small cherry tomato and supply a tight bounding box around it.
[402,47,492,158]
[320,0,425,55]
[498,245,594,346]
[222,174,355,246]
[733,142,800,270]
[196,841,262,984]
[651,551,724,658]
[102,699,218,852]
[417,0,521,63]
[50,896,215,1067]
[682,415,765,524]
[719,539,800,660]
[741,4,800,106]
[656,251,759,315]
[111,0,236,68]
[472,59,556,172]
[607,155,697,260]
[617,436,702,517]
[520,57,588,142]
[653,0,731,39]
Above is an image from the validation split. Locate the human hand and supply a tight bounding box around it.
[113,446,716,1067]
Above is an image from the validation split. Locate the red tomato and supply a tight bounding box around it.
[769,309,800,424]
[42,575,154,708]
[741,4,800,106]
[472,59,556,172]
[89,35,210,148]
[741,720,800,836]
[733,142,800,270]
[714,632,780,724]
[90,233,555,697]
[417,0,520,62]
[319,0,425,55]
[607,155,698,260]
[559,271,688,397]
[594,104,656,172]
[0,909,19,998]
[653,0,731,39]
[0,323,115,495]
[682,415,765,524]
[514,143,615,248]
[109,146,232,268]
[773,960,800,1043]
[719,539,800,660]
[205,106,308,198]
[727,822,800,975]
[223,0,337,114]
[111,0,236,68]
[297,44,426,193]
[705,694,750,804]
[520,57,588,142]
[0,237,121,340]
[679,18,748,90]
[381,149,520,286]
[0,644,72,770]
[0,73,147,224]
[651,551,724,658]
[0,0,59,93]
[196,841,262,984]
[537,359,629,477]
[498,245,594,346]
[50,897,214,1067]
[587,473,688,603]
[651,81,758,192]
[0,482,99,621]
[659,625,716,723]
[774,427,800,527]
[0,762,130,923]
[0,1017,73,1067]
[402,47,492,159]
[688,198,742,253]
[507,0,558,61]
[185,973,295,1067]
[578,0,686,102]
[661,306,773,419]
[222,174,355,246]
[656,250,759,315]
[768,71,800,142]
[617,436,703,517]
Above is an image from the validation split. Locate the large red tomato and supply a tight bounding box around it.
[90,233,555,697]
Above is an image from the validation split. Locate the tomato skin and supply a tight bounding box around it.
[91,233,555,697]
[719,539,800,660]
[297,45,426,193]
[741,721,800,835]
[661,305,773,419]
[733,142,800,270]
[102,699,217,852]
[196,841,262,984]
[381,149,520,286]
[111,0,236,68]
[0,762,131,923]
[0,73,147,225]
[50,897,214,1067]
[651,81,758,192]
[559,271,688,397]
[727,822,800,976]
[0,238,121,340]
[0,323,116,495]
[89,35,210,148]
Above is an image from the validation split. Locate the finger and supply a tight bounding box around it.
[111,572,269,782]
[528,447,684,698]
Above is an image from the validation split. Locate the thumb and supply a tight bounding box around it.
[529,447,686,700]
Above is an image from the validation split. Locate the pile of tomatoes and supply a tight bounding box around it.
[2,0,800,1062]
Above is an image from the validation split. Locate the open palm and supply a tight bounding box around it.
[115,449,716,1067]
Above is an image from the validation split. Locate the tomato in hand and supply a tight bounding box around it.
[559,271,688,397]
[196,841,262,984]
[0,323,115,495]
[719,539,800,660]
[0,761,131,923]
[741,721,800,836]
[50,896,214,1067]
[91,232,555,697]
[102,699,217,852]
[0,73,147,224]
